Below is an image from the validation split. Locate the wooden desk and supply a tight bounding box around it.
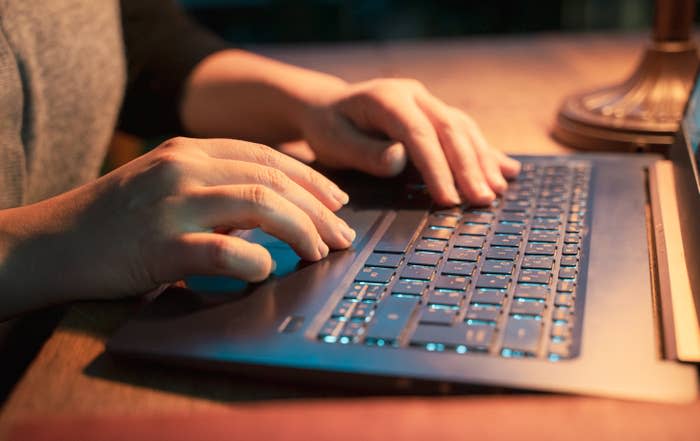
[1,32,699,441]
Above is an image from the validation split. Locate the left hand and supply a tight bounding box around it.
[299,78,521,206]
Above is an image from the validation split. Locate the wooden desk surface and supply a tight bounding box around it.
[1,32,699,441]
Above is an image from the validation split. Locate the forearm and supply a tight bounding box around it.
[180,49,348,144]
[0,203,67,318]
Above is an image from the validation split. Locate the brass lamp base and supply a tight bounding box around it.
[553,41,699,153]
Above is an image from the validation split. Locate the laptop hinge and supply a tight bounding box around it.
[648,160,700,362]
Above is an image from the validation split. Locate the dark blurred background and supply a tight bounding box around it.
[180,0,700,44]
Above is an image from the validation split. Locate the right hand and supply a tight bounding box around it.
[0,137,355,315]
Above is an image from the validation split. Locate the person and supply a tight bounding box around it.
[0,0,520,320]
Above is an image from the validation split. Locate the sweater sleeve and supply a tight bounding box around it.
[117,0,229,137]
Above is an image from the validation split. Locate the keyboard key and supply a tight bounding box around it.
[344,284,366,300]
[551,324,571,339]
[563,244,579,255]
[363,285,386,301]
[448,248,480,262]
[552,307,572,321]
[332,300,356,319]
[408,252,441,266]
[549,340,571,358]
[471,288,506,305]
[528,231,558,243]
[339,321,365,342]
[481,260,514,275]
[365,296,419,345]
[502,200,531,212]
[564,233,580,244]
[400,265,435,281]
[419,307,457,325]
[375,210,426,253]
[521,255,554,270]
[392,280,428,296]
[533,207,562,218]
[518,269,551,285]
[428,215,459,228]
[560,255,578,267]
[415,239,447,253]
[365,253,402,268]
[558,267,577,279]
[554,294,574,307]
[525,242,556,255]
[458,224,490,236]
[491,234,521,247]
[356,266,394,283]
[453,235,486,248]
[411,323,494,350]
[499,212,527,223]
[351,303,375,321]
[495,223,525,235]
[531,219,559,230]
[466,305,501,322]
[434,275,470,291]
[510,299,545,316]
[514,284,549,300]
[566,223,582,233]
[441,261,476,277]
[557,279,576,293]
[502,318,543,355]
[427,290,463,307]
[486,247,518,260]
[462,212,493,224]
[476,275,510,290]
[318,319,342,341]
[422,228,452,240]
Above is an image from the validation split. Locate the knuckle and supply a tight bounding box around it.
[400,77,425,91]
[313,204,331,225]
[247,184,273,207]
[258,167,289,192]
[160,136,190,151]
[250,143,280,168]
[151,151,190,183]
[208,235,233,271]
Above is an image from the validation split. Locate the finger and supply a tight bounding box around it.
[340,93,460,206]
[184,184,329,261]
[494,149,522,179]
[193,159,355,249]
[316,113,407,177]
[160,233,274,283]
[187,138,349,211]
[413,94,496,205]
[455,111,510,193]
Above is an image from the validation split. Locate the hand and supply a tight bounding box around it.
[300,78,521,206]
[0,137,354,315]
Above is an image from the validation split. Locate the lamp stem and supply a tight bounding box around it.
[654,0,694,42]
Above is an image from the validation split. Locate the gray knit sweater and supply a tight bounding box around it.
[0,0,227,209]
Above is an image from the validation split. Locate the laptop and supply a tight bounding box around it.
[107,74,700,404]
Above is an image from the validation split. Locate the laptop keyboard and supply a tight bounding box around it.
[317,161,591,361]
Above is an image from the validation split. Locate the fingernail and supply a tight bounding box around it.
[480,182,496,200]
[270,259,277,274]
[497,176,508,192]
[318,241,330,259]
[330,185,350,206]
[446,187,461,206]
[339,221,356,244]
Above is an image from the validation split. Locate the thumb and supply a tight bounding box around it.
[331,117,408,177]
[157,232,274,283]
